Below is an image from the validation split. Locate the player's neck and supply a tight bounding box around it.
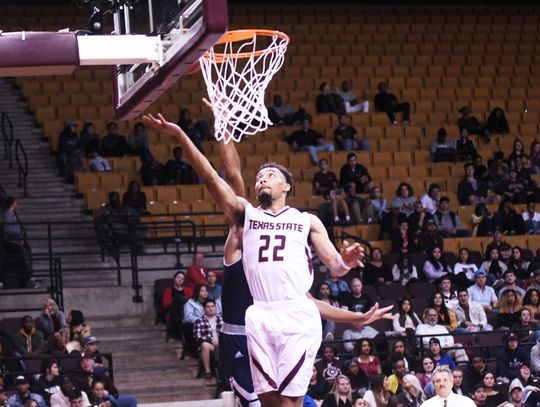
[261,197,287,213]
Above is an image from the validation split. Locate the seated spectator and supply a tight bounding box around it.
[88,380,117,407]
[391,216,416,254]
[429,293,458,333]
[497,289,523,329]
[313,159,338,196]
[82,336,104,369]
[393,182,416,217]
[389,339,417,374]
[100,122,130,157]
[495,200,527,235]
[284,117,335,165]
[89,151,111,172]
[494,169,529,205]
[428,337,456,369]
[471,203,494,237]
[315,345,343,385]
[462,355,489,394]
[417,219,445,254]
[482,372,505,406]
[387,358,406,394]
[340,153,373,194]
[177,108,211,152]
[486,151,508,189]
[496,332,530,381]
[508,246,532,280]
[79,122,100,157]
[392,298,422,336]
[369,186,388,222]
[267,94,306,126]
[522,202,540,234]
[320,375,353,407]
[352,339,381,378]
[318,189,351,226]
[458,162,490,205]
[457,106,490,143]
[453,289,493,333]
[316,82,345,115]
[470,383,490,407]
[343,322,380,354]
[206,270,221,301]
[467,269,497,312]
[344,359,369,395]
[420,183,441,215]
[454,248,478,282]
[35,298,67,341]
[339,80,369,114]
[307,365,328,402]
[434,196,471,238]
[485,107,510,135]
[325,272,350,299]
[374,81,410,125]
[530,141,540,174]
[334,114,368,151]
[316,282,340,340]
[456,129,478,162]
[57,122,83,182]
[529,267,540,291]
[12,315,45,357]
[523,289,540,323]
[509,363,540,406]
[484,228,513,262]
[499,270,526,298]
[508,139,528,163]
[140,148,166,185]
[363,248,393,285]
[430,128,457,162]
[392,253,418,285]
[408,200,433,235]
[194,299,222,379]
[162,271,191,335]
[423,246,451,283]
[8,376,46,407]
[185,252,211,293]
[127,122,149,155]
[182,285,209,356]
[398,374,427,406]
[31,359,61,406]
[439,276,459,308]
[165,146,197,185]
[338,278,373,314]
[50,376,90,407]
[511,308,540,345]
[344,186,371,225]
[416,356,436,389]
[122,181,147,216]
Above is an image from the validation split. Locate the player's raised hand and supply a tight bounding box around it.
[359,303,394,326]
[340,240,365,268]
[143,113,182,136]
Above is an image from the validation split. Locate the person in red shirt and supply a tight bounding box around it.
[185,252,209,293]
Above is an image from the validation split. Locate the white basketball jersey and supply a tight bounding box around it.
[242,204,313,302]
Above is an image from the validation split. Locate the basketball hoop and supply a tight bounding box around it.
[199,29,289,143]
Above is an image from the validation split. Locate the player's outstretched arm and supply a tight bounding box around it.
[218,140,245,198]
[143,114,247,224]
[308,214,364,277]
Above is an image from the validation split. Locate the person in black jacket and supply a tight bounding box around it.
[456,129,478,162]
[496,332,530,380]
[316,83,345,115]
[374,82,410,124]
[458,163,489,205]
[31,359,61,405]
[339,153,373,194]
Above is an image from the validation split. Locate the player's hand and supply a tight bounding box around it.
[143,113,182,136]
[340,240,365,268]
[359,303,394,326]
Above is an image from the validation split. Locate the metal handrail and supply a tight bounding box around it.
[15,138,29,197]
[1,111,14,169]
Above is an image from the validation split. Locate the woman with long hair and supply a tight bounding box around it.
[428,293,458,332]
[415,356,435,388]
[422,246,451,283]
[508,139,526,163]
[344,359,369,396]
[497,288,523,329]
[397,374,426,407]
[363,248,393,286]
[354,339,382,379]
[322,375,353,407]
[393,183,416,216]
[388,339,416,374]
[307,365,328,401]
[508,246,531,280]
[494,200,526,234]
[523,289,540,322]
[485,107,510,135]
[392,299,422,336]
[483,371,505,406]
[363,374,390,407]
[480,248,508,282]
[391,254,418,286]
[89,379,118,407]
[453,248,478,282]
[317,282,341,339]
[34,298,67,341]
[162,271,191,339]
[182,284,209,356]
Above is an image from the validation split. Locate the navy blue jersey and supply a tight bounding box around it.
[221,258,253,325]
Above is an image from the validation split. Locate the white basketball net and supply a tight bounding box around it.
[199,31,289,143]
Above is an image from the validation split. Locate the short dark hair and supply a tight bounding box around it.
[464,162,474,170]
[457,288,468,296]
[346,153,357,161]
[439,196,450,204]
[5,196,16,209]
[68,389,82,401]
[319,82,328,92]
[318,159,328,165]
[203,299,216,308]
[258,162,294,189]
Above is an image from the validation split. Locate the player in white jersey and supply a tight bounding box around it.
[144,112,387,407]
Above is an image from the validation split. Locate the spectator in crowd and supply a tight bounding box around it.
[494,168,529,205]
[12,316,45,357]
[79,122,100,157]
[486,151,508,189]
[429,293,458,333]
[325,272,350,299]
[100,122,130,157]
[416,356,436,388]
[423,247,451,283]
[456,129,478,162]
[430,128,457,163]
[177,108,211,152]
[127,122,149,155]
[531,338,540,374]
[508,139,527,163]
[315,345,343,385]
[162,271,191,335]
[344,359,369,395]
[353,339,381,379]
[363,374,390,407]
[339,278,373,314]
[497,289,523,329]
[393,183,416,217]
[471,203,494,237]
[182,284,209,356]
[88,380,116,407]
[0,334,24,386]
[334,114,368,151]
[343,322,380,354]
[454,248,479,282]
[369,186,388,223]
[485,108,510,135]
[122,181,147,216]
[528,267,540,292]
[439,276,459,307]
[307,365,327,402]
[318,189,350,226]
[389,339,417,374]
[362,248,393,285]
[522,202,540,234]
[508,246,531,280]
[267,94,306,126]
[140,148,165,185]
[428,337,456,370]
[420,183,441,215]
[530,141,540,174]
[511,309,540,345]
[496,332,530,380]
[509,362,540,406]
[316,282,340,340]
[82,336,104,368]
[57,122,83,182]
[35,299,67,341]
[470,383,490,407]
[398,374,426,406]
[7,376,46,407]
[482,372,505,405]
[313,161,351,224]
[499,270,526,298]
[453,289,492,333]
[484,229,513,262]
[284,117,335,165]
[391,254,418,285]
[374,81,410,125]
[391,217,416,254]
[458,162,489,205]
[408,200,433,235]
[89,151,111,172]
[339,81,369,114]
[313,159,339,196]
[457,106,490,143]
[434,196,471,238]
[31,359,60,405]
[523,289,540,322]
[205,270,221,301]
[392,298,422,336]
[50,376,90,407]
[508,382,524,407]
[321,375,353,407]
[495,200,527,235]
[193,299,222,379]
[386,358,406,394]
[467,269,497,312]
[473,154,488,180]
[452,368,465,395]
[165,147,197,185]
[339,153,373,194]
[462,355,488,394]
[417,219,445,254]
[379,201,405,240]
[316,82,345,115]
[185,252,209,293]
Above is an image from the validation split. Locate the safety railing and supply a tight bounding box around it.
[1,111,14,169]
[15,138,28,197]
